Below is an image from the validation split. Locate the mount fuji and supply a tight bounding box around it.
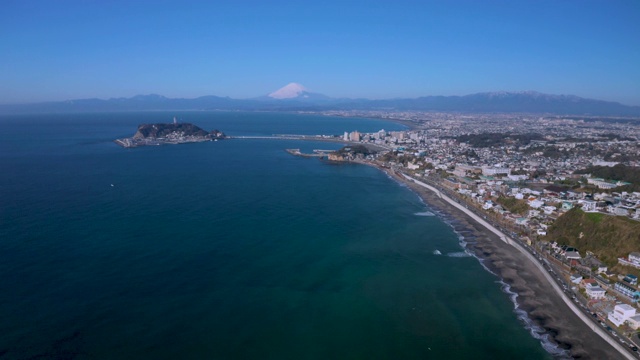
[265,83,330,101]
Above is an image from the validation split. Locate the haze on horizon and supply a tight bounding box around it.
[1,1,639,106]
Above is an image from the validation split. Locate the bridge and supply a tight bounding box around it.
[230,135,338,140]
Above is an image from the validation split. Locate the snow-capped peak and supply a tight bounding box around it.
[268,83,308,99]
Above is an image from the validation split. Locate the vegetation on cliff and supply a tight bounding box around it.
[334,144,373,156]
[574,164,640,191]
[545,208,640,266]
[495,196,529,215]
[133,123,225,139]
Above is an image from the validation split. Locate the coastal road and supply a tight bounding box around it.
[403,174,636,360]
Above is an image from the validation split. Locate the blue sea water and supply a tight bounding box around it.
[0,112,552,359]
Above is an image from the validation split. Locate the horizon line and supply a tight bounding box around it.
[4,90,640,107]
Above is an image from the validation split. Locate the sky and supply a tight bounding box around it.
[1,0,639,105]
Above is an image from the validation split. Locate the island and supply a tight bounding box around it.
[114,120,226,148]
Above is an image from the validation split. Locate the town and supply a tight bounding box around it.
[311,111,640,353]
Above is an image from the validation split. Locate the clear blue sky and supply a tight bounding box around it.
[2,0,639,105]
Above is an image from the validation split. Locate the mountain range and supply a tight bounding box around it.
[2,83,639,116]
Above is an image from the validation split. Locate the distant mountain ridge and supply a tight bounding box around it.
[334,91,640,115]
[2,88,639,116]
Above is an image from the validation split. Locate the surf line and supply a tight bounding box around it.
[401,173,634,360]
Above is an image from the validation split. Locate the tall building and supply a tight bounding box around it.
[350,131,361,142]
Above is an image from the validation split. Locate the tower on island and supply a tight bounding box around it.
[173,117,177,124]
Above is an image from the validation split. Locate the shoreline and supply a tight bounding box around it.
[357,161,630,359]
[285,133,631,358]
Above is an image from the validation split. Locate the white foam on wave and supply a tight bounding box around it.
[498,280,572,359]
[457,235,467,248]
[386,171,569,358]
[446,251,472,258]
[447,226,570,358]
[414,211,435,217]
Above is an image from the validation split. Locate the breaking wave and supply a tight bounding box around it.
[498,280,572,359]
[414,211,435,217]
[446,251,472,258]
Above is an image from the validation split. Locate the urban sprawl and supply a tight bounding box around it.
[303,110,640,353]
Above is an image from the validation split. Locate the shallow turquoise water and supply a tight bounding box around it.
[0,112,551,359]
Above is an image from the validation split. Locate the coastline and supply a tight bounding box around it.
[360,161,629,359]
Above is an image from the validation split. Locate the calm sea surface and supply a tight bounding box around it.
[0,112,552,359]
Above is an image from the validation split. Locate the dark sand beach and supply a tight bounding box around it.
[386,170,624,359]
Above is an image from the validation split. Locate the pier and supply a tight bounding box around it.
[285,149,334,158]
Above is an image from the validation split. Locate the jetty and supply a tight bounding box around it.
[285,149,334,158]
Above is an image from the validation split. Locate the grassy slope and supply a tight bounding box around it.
[496,196,529,215]
[546,208,640,267]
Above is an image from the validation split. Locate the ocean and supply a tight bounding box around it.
[0,111,553,359]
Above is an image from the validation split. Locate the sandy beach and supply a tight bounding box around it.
[380,168,626,359]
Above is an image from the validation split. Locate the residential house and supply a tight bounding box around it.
[586,285,606,299]
[628,315,640,330]
[619,252,640,269]
[624,274,639,286]
[570,273,583,284]
[609,304,636,327]
[581,200,597,212]
[614,282,640,301]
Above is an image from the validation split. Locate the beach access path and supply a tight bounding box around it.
[402,174,635,360]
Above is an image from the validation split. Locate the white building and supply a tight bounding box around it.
[529,199,545,209]
[587,177,630,189]
[593,161,619,167]
[614,207,630,216]
[585,285,606,299]
[581,200,597,212]
[482,167,510,177]
[507,174,528,181]
[628,315,640,330]
[570,274,583,284]
[608,304,636,327]
[620,252,640,269]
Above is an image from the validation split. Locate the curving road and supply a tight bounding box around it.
[403,174,635,360]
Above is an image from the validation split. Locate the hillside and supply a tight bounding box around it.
[574,164,640,192]
[134,123,209,139]
[545,208,640,266]
[495,196,529,215]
